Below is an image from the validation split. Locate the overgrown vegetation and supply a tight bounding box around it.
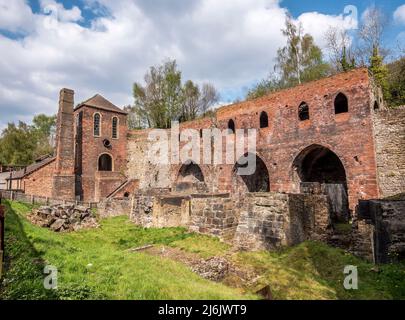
[247,7,405,108]
[1,201,404,300]
[128,59,219,129]
[0,114,56,166]
[0,201,250,300]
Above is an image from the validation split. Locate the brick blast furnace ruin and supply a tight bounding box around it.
[3,68,405,263]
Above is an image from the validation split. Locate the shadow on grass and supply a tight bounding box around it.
[0,201,59,300]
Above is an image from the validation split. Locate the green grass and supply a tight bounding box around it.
[1,200,404,300]
[0,201,252,300]
[170,234,230,259]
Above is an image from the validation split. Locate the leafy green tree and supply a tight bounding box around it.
[132,59,219,128]
[386,57,405,108]
[369,46,390,101]
[247,16,331,99]
[133,59,183,129]
[0,122,37,165]
[340,46,356,72]
[276,15,331,87]
[0,114,56,166]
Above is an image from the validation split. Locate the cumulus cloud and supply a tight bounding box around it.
[0,0,35,33]
[394,4,405,25]
[0,0,358,131]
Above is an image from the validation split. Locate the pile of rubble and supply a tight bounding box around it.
[29,204,99,232]
[190,257,230,281]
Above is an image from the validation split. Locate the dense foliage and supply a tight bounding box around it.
[129,59,219,129]
[0,114,56,166]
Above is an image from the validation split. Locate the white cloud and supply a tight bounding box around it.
[40,0,83,23]
[0,0,358,130]
[394,4,405,25]
[0,0,35,33]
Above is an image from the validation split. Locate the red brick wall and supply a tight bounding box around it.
[170,68,380,210]
[23,160,56,198]
[75,106,128,201]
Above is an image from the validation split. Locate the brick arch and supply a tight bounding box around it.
[176,161,205,183]
[291,144,348,184]
[232,152,270,193]
[98,152,114,171]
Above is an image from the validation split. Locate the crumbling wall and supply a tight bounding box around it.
[373,107,405,198]
[233,193,330,251]
[98,198,132,219]
[127,130,171,189]
[358,199,405,263]
[189,194,238,241]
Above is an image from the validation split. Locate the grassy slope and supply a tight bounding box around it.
[1,201,404,300]
[0,201,252,300]
[171,237,405,300]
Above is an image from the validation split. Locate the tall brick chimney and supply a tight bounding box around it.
[52,88,76,200]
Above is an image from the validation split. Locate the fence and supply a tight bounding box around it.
[0,190,98,209]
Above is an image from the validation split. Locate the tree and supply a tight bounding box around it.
[370,46,390,101]
[0,122,37,165]
[276,15,331,87]
[180,81,219,122]
[247,16,331,99]
[132,59,219,128]
[386,57,405,107]
[133,59,183,129]
[0,114,56,166]
[32,114,57,158]
[324,27,356,72]
[246,73,285,100]
[356,6,388,66]
[340,46,356,72]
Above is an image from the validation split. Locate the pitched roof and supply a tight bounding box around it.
[7,156,56,180]
[75,94,127,115]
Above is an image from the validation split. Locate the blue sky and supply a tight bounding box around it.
[0,0,404,130]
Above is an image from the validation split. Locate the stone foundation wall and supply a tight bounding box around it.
[233,193,330,251]
[373,107,405,198]
[189,194,238,241]
[130,191,331,250]
[98,198,132,219]
[358,199,405,263]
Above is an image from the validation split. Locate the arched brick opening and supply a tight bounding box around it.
[98,154,113,171]
[298,102,310,121]
[228,119,235,134]
[175,161,207,193]
[292,144,349,223]
[260,111,269,128]
[334,92,349,114]
[233,153,270,193]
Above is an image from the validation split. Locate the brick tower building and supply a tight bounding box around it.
[74,94,128,202]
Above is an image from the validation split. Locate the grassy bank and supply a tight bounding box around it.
[1,200,404,300]
[0,201,252,300]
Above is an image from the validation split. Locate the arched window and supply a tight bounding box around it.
[98,154,112,171]
[334,93,348,114]
[228,119,235,134]
[112,117,118,139]
[260,111,269,128]
[373,101,380,110]
[94,113,101,137]
[298,102,310,121]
